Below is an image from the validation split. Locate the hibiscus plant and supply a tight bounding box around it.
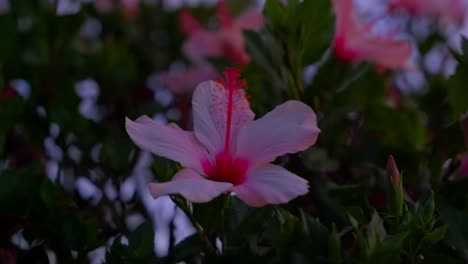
[1,0,468,263]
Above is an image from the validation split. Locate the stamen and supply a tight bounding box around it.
[218,68,244,154]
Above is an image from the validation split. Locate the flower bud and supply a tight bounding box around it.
[387,155,400,187]
[387,155,403,218]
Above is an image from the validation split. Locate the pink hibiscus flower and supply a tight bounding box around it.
[332,0,411,70]
[160,67,218,95]
[389,0,467,24]
[126,69,320,207]
[162,2,263,95]
[182,1,264,66]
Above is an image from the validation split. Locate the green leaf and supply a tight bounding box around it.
[367,211,387,250]
[263,0,287,28]
[0,162,42,215]
[418,191,435,227]
[0,96,25,150]
[424,226,447,244]
[367,232,407,264]
[0,15,18,63]
[446,39,468,120]
[364,105,427,149]
[328,224,342,264]
[446,54,468,117]
[172,234,204,261]
[40,178,60,209]
[128,221,154,258]
[436,194,468,254]
[346,206,369,225]
[299,0,333,63]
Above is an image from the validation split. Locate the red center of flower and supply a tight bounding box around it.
[202,68,249,185]
[222,42,250,66]
[333,35,359,62]
[202,152,248,185]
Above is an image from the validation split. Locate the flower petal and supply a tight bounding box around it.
[126,116,209,173]
[161,66,218,95]
[179,10,203,36]
[232,164,309,207]
[332,0,411,69]
[192,80,254,155]
[149,169,233,203]
[353,36,411,70]
[332,0,354,37]
[235,100,320,169]
[182,30,223,65]
[233,9,264,31]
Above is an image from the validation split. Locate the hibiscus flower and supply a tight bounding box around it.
[162,1,263,95]
[182,1,263,66]
[126,69,320,207]
[332,0,411,70]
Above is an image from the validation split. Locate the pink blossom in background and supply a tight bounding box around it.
[94,0,140,19]
[389,0,468,24]
[120,0,140,20]
[94,0,113,14]
[162,2,263,95]
[179,10,203,37]
[182,1,264,66]
[460,153,468,177]
[160,67,218,95]
[126,69,320,207]
[332,0,412,70]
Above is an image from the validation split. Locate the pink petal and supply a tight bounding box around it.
[232,164,309,207]
[149,168,233,203]
[216,1,233,28]
[233,9,264,31]
[333,0,411,69]
[182,30,223,65]
[332,0,355,37]
[125,116,209,173]
[192,80,254,156]
[217,28,250,65]
[178,10,202,36]
[235,100,320,169]
[351,35,411,69]
[161,67,218,95]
